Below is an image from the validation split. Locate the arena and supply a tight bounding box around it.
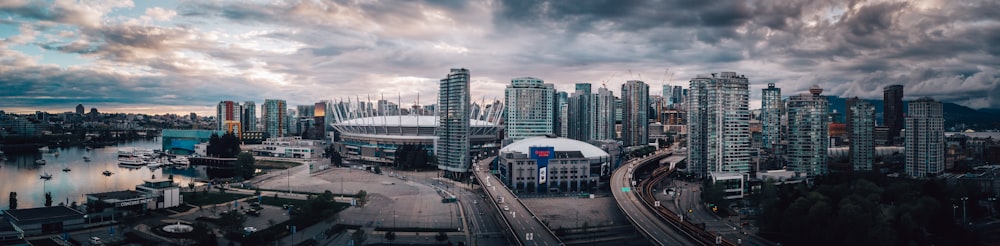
[330,115,501,165]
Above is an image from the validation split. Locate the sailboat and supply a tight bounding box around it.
[40,172,52,180]
[83,156,91,162]
[62,161,71,172]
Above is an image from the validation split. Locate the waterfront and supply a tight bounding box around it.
[0,137,205,209]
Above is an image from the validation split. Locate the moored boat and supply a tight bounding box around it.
[40,172,52,180]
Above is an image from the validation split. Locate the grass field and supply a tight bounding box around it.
[181,191,252,206]
[255,160,302,169]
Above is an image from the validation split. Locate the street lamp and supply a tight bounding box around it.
[961,197,969,225]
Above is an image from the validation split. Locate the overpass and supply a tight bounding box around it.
[473,157,564,246]
[611,151,701,246]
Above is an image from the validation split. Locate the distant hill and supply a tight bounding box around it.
[826,97,1000,130]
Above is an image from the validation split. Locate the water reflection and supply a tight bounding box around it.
[0,137,207,209]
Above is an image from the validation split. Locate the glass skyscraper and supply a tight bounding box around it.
[567,83,593,141]
[242,101,256,132]
[621,80,649,147]
[437,68,471,177]
[761,83,782,150]
[849,98,875,171]
[905,97,944,178]
[884,85,904,145]
[504,77,555,141]
[687,72,750,177]
[262,99,287,138]
[786,85,829,176]
[593,87,616,141]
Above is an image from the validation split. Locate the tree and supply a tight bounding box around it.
[330,150,343,167]
[235,152,256,180]
[8,192,16,210]
[44,192,52,207]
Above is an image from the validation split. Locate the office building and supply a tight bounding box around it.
[262,99,287,138]
[905,97,944,178]
[621,80,649,147]
[437,68,472,178]
[884,85,904,145]
[761,83,782,150]
[687,72,751,177]
[242,101,257,132]
[216,101,243,137]
[849,98,875,171]
[662,85,674,108]
[504,77,555,141]
[786,85,829,176]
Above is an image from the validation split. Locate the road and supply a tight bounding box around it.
[660,179,772,246]
[473,157,563,246]
[610,150,700,246]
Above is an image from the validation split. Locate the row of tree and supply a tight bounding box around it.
[754,173,986,246]
[392,144,436,170]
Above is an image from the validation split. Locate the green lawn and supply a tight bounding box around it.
[181,191,252,206]
[255,160,302,169]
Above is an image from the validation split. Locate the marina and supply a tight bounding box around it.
[0,137,205,208]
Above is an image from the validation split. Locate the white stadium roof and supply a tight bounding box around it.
[500,136,609,159]
[335,115,496,127]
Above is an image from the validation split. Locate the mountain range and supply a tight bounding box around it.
[826,97,1000,130]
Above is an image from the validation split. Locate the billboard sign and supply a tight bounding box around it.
[529,146,554,185]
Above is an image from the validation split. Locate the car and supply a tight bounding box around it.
[503,206,510,211]
[244,227,258,233]
[89,237,103,245]
[245,209,261,216]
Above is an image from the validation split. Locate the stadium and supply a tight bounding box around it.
[329,101,503,166]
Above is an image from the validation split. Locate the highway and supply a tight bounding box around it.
[472,157,564,246]
[610,150,701,246]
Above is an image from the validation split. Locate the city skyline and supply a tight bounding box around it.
[1,0,999,115]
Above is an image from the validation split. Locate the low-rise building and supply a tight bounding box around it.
[135,179,181,209]
[710,172,747,199]
[251,136,323,159]
[2,206,85,236]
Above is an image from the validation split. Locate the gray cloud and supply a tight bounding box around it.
[0,0,999,115]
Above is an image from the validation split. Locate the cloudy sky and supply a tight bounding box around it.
[1,0,999,115]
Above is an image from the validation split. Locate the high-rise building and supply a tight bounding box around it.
[216,101,243,137]
[504,77,555,141]
[75,104,84,115]
[567,83,593,141]
[262,99,287,138]
[905,97,944,178]
[687,72,750,177]
[555,92,569,137]
[437,68,471,178]
[883,85,904,145]
[672,85,684,105]
[662,85,674,108]
[845,97,860,141]
[242,101,256,132]
[594,87,617,141]
[621,80,649,147]
[786,85,829,176]
[849,98,875,171]
[761,83,782,150]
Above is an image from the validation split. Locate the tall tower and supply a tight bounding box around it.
[504,77,555,141]
[849,98,875,171]
[761,83,782,150]
[437,68,471,178]
[905,97,944,178]
[75,104,85,115]
[786,85,829,176]
[262,99,287,138]
[845,97,860,141]
[687,72,751,177]
[621,80,649,147]
[567,83,593,141]
[594,87,617,141]
[555,92,569,137]
[242,101,256,132]
[216,101,243,138]
[883,85,904,145]
[662,85,674,108]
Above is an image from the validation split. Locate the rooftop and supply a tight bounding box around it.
[335,115,496,127]
[500,136,609,159]
[86,190,146,201]
[3,206,83,223]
